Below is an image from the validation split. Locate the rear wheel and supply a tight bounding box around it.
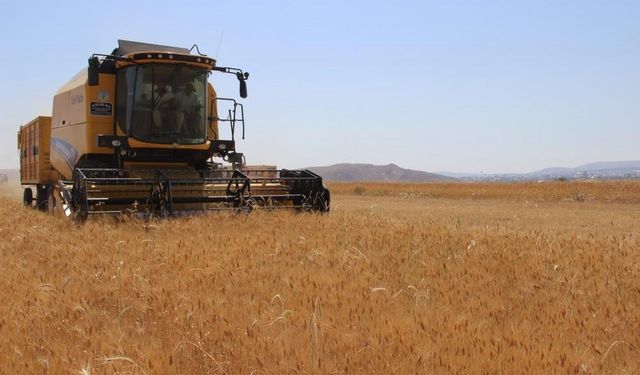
[23,187,33,207]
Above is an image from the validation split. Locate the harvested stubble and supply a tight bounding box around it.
[1,182,639,373]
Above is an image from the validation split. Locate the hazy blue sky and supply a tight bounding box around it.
[1,0,638,173]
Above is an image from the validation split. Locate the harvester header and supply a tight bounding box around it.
[18,40,329,221]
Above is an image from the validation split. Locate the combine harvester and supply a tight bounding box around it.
[18,40,329,221]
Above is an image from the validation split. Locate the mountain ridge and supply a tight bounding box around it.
[307,163,454,182]
[436,160,640,180]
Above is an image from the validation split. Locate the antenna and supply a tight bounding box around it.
[215,30,224,59]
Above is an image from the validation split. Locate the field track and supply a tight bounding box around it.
[1,181,639,373]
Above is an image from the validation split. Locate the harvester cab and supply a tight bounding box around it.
[18,40,330,221]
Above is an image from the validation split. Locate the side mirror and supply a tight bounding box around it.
[239,80,247,98]
[88,57,100,86]
[237,72,249,98]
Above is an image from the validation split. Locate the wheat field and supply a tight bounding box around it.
[1,181,639,373]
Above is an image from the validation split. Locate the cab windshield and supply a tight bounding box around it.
[116,63,207,144]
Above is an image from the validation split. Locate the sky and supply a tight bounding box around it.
[0,0,638,173]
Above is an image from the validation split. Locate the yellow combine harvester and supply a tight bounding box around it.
[18,40,329,221]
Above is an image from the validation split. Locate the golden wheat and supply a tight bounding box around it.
[330,180,640,204]
[0,181,639,373]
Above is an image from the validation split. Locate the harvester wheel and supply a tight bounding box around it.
[47,185,68,218]
[73,207,88,223]
[71,171,89,223]
[36,185,48,211]
[47,186,55,216]
[23,188,33,207]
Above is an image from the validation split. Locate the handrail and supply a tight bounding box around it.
[215,97,245,141]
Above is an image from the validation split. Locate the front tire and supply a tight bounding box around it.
[36,185,48,211]
[47,185,74,220]
[47,185,61,217]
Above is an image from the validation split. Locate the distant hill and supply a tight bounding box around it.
[525,161,640,177]
[307,163,455,182]
[577,161,640,171]
[438,160,640,181]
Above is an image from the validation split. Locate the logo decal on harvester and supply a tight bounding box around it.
[97,90,110,101]
[91,102,112,116]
